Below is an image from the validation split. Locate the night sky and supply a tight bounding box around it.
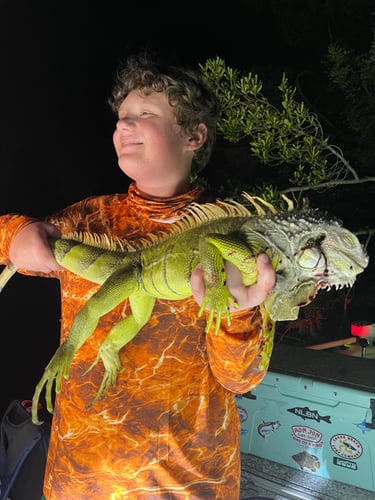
[2,1,372,211]
[0,1,373,414]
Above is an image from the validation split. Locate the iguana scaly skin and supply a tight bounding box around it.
[0,194,369,424]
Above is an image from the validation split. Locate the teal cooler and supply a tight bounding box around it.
[236,345,375,492]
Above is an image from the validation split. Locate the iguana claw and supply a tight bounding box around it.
[198,286,238,334]
[84,343,122,408]
[32,342,76,424]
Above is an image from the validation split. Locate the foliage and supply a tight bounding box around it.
[324,23,375,169]
[198,57,360,208]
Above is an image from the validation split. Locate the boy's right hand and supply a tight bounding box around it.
[9,221,63,273]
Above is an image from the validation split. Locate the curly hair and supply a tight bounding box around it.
[109,54,220,176]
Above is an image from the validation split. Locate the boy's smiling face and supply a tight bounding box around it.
[113,90,206,197]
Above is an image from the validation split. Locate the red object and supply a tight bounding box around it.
[351,322,374,338]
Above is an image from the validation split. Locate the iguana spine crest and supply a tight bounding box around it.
[64,194,282,252]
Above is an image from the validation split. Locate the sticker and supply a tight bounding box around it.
[237,406,248,423]
[287,406,331,424]
[333,457,358,470]
[330,434,363,459]
[257,420,281,439]
[354,418,373,435]
[292,425,323,448]
[292,451,320,472]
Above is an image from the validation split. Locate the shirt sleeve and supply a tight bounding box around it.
[0,214,38,266]
[205,306,275,394]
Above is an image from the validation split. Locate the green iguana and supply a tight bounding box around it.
[0,194,369,424]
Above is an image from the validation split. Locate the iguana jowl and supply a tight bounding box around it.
[0,194,369,424]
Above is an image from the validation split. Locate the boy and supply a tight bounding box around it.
[0,54,275,499]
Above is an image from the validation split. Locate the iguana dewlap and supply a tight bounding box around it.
[0,194,369,424]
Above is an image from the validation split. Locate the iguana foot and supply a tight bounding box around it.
[83,343,122,408]
[32,342,76,424]
[198,285,238,334]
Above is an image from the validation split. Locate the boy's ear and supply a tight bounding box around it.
[186,123,207,151]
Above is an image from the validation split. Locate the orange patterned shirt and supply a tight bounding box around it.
[0,183,272,499]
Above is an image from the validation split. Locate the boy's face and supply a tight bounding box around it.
[113,90,202,197]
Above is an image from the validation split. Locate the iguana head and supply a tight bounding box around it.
[242,210,369,321]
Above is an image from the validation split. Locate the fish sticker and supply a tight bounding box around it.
[354,418,373,435]
[257,420,281,439]
[237,405,248,424]
[287,406,331,424]
[292,450,321,472]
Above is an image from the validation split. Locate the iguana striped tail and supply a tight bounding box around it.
[0,263,18,293]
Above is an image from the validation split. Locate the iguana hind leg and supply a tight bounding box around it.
[85,293,156,408]
[32,264,141,424]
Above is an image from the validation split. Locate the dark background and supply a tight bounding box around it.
[1,0,374,415]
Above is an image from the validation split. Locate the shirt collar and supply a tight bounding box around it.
[126,182,205,222]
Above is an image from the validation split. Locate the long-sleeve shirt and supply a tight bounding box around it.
[0,183,272,499]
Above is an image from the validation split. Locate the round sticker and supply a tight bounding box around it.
[330,434,362,459]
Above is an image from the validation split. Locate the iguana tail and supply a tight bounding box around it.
[0,264,18,293]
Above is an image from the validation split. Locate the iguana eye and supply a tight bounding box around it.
[298,247,325,269]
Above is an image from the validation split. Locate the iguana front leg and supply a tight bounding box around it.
[32,264,141,424]
[198,233,260,334]
[85,292,156,408]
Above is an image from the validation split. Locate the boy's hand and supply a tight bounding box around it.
[9,221,63,273]
[191,253,275,312]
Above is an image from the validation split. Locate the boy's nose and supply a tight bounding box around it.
[116,116,136,130]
